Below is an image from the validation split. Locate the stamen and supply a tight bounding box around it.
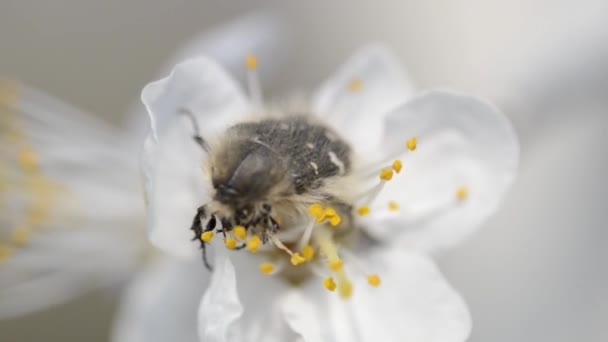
[259,262,275,276]
[347,79,363,92]
[296,220,315,250]
[201,231,214,243]
[379,168,394,181]
[245,53,263,107]
[233,225,247,240]
[392,160,402,173]
[268,233,306,266]
[328,215,341,227]
[246,235,261,253]
[290,253,306,266]
[357,205,370,216]
[388,201,399,211]
[323,277,337,291]
[301,244,315,260]
[406,136,417,151]
[329,260,343,271]
[308,203,341,227]
[11,226,31,246]
[313,227,353,299]
[224,237,237,250]
[367,274,381,287]
[456,186,468,200]
[308,203,326,222]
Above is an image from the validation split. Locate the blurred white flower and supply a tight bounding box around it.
[0,12,287,320]
[132,41,518,341]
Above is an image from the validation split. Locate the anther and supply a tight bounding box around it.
[347,78,363,92]
[201,231,214,243]
[245,54,258,70]
[324,277,337,291]
[406,137,417,151]
[302,245,315,260]
[357,206,370,216]
[308,203,326,222]
[233,225,247,240]
[367,274,381,287]
[290,253,306,266]
[456,186,468,200]
[388,201,399,211]
[328,215,341,227]
[224,237,237,250]
[246,235,261,253]
[392,160,403,173]
[379,168,394,181]
[259,262,275,275]
[329,260,343,271]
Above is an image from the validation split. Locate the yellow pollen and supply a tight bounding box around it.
[11,226,32,246]
[324,207,337,217]
[329,259,343,271]
[19,146,38,172]
[0,244,12,263]
[388,201,400,211]
[456,186,469,200]
[245,54,258,70]
[367,274,381,287]
[379,168,394,181]
[224,237,237,250]
[323,277,337,291]
[392,159,403,173]
[233,225,247,240]
[328,215,341,227]
[347,78,363,92]
[338,279,353,299]
[308,203,326,222]
[302,245,315,260]
[357,206,370,216]
[201,231,214,243]
[259,262,275,275]
[246,235,261,253]
[290,253,306,266]
[406,136,417,151]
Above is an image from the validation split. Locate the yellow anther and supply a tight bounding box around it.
[406,136,417,151]
[259,262,275,275]
[328,215,341,227]
[0,244,13,263]
[290,253,306,266]
[329,259,343,271]
[323,277,337,291]
[19,146,38,172]
[347,78,363,92]
[246,235,261,253]
[338,279,353,299]
[357,206,370,216]
[201,231,214,243]
[308,203,326,222]
[392,159,403,173]
[245,54,258,70]
[456,186,468,200]
[301,245,315,260]
[324,207,337,217]
[388,201,400,211]
[367,274,381,287]
[379,168,394,181]
[233,225,247,240]
[224,237,237,250]
[11,227,32,246]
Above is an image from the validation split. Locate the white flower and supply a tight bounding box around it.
[0,12,286,320]
[135,42,519,341]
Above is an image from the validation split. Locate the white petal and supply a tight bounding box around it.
[141,57,250,258]
[112,258,209,342]
[365,90,519,253]
[282,249,471,342]
[313,44,414,155]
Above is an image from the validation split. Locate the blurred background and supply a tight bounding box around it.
[1,0,607,341]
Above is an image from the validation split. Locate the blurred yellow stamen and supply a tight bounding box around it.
[313,227,353,299]
[348,78,363,92]
[302,245,315,260]
[246,235,261,253]
[259,262,275,275]
[0,244,12,263]
[233,225,247,240]
[379,168,393,181]
[357,206,370,216]
[290,253,306,266]
[201,231,214,243]
[367,274,381,287]
[388,201,399,211]
[406,136,417,151]
[328,215,341,227]
[245,54,258,70]
[324,207,337,217]
[19,146,38,172]
[329,260,343,271]
[392,159,403,173]
[324,277,337,291]
[11,226,32,246]
[308,203,326,222]
[456,186,468,200]
[269,233,306,266]
[224,237,237,250]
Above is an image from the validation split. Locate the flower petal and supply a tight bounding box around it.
[141,57,250,258]
[365,90,519,253]
[313,44,414,155]
[112,258,209,342]
[282,249,471,342]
